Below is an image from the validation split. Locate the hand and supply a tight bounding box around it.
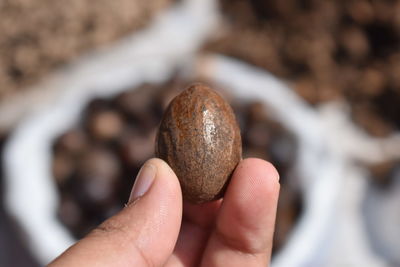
[48,158,280,267]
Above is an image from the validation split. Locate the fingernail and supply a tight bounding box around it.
[129,163,156,202]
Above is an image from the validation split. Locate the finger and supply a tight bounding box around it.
[166,200,221,267]
[183,200,221,227]
[201,158,280,267]
[48,158,182,267]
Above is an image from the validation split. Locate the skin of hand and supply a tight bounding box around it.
[48,157,280,267]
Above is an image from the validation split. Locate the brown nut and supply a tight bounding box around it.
[155,83,242,203]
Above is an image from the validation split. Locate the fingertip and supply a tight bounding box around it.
[144,158,182,199]
[215,157,280,254]
[145,157,177,180]
[237,158,280,183]
[228,158,280,204]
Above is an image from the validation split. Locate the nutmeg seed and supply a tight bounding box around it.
[155,83,242,203]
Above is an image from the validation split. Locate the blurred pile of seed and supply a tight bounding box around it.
[52,80,301,253]
[0,0,174,99]
[206,0,400,137]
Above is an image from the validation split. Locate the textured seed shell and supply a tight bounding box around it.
[155,83,242,203]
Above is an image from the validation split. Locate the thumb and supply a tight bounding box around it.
[49,158,183,267]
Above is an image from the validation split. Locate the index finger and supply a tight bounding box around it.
[200,158,280,267]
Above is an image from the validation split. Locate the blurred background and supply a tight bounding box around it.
[1,0,400,266]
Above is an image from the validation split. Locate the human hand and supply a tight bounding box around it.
[48,157,280,267]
